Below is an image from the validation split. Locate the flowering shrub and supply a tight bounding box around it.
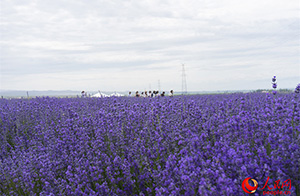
[0,93,299,195]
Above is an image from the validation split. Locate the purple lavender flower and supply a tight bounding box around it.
[295,83,300,93]
[271,76,277,96]
[0,93,299,195]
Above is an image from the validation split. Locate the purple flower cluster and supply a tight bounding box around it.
[295,83,300,94]
[0,94,299,195]
[272,76,277,95]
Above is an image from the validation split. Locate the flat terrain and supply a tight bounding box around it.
[0,93,299,195]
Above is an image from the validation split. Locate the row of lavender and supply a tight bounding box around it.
[0,92,299,195]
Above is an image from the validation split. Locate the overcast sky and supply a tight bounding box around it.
[0,0,299,92]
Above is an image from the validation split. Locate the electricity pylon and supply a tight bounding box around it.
[182,64,187,95]
[158,79,161,92]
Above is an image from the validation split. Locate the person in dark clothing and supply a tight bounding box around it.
[135,91,140,97]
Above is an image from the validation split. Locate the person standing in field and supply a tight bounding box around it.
[128,91,132,97]
[156,91,160,97]
[135,91,140,97]
[169,90,174,97]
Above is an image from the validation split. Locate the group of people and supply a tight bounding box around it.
[129,90,174,97]
[80,90,175,98]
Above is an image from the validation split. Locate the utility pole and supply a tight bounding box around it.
[182,64,187,95]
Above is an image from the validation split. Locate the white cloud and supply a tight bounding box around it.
[0,0,299,91]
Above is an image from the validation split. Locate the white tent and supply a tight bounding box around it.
[91,92,109,98]
[110,92,124,97]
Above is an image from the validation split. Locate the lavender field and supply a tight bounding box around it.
[0,93,299,195]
